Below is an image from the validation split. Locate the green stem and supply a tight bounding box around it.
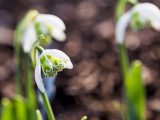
[40,92,55,120]
[118,44,129,78]
[25,54,37,120]
[15,40,22,95]
[25,54,31,98]
[35,45,44,54]
[115,0,130,77]
[115,0,128,20]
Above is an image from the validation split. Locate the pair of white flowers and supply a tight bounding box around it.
[19,10,73,93]
[20,2,160,92]
[116,3,160,44]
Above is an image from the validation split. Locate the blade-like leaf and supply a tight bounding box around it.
[1,98,13,120]
[13,96,27,120]
[125,60,146,120]
[36,110,43,120]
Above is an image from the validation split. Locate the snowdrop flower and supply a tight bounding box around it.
[35,49,73,93]
[20,12,66,53]
[116,3,160,44]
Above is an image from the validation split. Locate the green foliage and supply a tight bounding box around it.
[25,54,37,120]
[81,116,87,120]
[13,96,27,120]
[1,98,13,120]
[115,0,138,20]
[124,61,146,120]
[0,96,37,120]
[118,44,129,78]
[36,110,43,120]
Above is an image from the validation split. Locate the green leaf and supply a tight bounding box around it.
[13,96,27,120]
[1,98,13,120]
[124,60,146,120]
[24,54,37,120]
[36,110,43,120]
[81,116,87,120]
[26,90,37,120]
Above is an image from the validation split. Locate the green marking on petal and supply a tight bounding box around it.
[40,54,64,78]
[130,12,150,31]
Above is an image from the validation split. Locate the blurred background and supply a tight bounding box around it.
[1,0,160,120]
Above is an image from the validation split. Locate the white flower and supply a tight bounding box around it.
[21,24,37,53]
[35,49,73,93]
[21,13,66,53]
[36,14,66,41]
[116,3,160,44]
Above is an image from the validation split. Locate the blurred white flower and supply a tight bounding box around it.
[36,14,66,41]
[21,24,37,53]
[116,3,160,44]
[21,13,66,53]
[35,49,73,93]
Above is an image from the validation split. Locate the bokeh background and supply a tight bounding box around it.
[1,0,160,120]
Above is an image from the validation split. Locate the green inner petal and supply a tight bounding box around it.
[40,54,64,78]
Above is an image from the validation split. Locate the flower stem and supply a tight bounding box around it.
[25,54,32,98]
[117,44,129,78]
[40,92,55,120]
[25,54,37,120]
[35,45,44,54]
[15,41,22,95]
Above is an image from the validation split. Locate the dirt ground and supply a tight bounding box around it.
[1,0,160,120]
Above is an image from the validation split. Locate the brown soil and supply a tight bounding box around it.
[0,0,160,120]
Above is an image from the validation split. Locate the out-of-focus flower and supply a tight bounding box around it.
[19,10,66,53]
[116,3,160,44]
[35,49,73,93]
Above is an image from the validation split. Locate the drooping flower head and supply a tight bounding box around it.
[16,10,66,53]
[116,3,160,44]
[35,48,73,93]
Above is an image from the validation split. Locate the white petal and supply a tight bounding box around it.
[21,24,37,53]
[116,12,131,44]
[131,3,160,30]
[51,29,66,42]
[40,49,73,69]
[35,57,46,93]
[35,14,66,31]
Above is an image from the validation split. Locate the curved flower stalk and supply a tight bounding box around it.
[115,0,138,20]
[116,2,160,44]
